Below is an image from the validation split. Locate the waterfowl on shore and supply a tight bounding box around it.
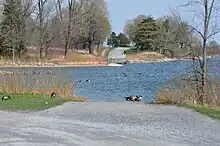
[135,95,142,101]
[125,96,136,101]
[51,92,56,98]
[2,95,11,101]
[125,95,142,102]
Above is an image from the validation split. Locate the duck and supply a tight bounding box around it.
[50,92,56,98]
[122,72,127,77]
[125,96,136,101]
[2,95,11,101]
[135,95,142,101]
[85,79,90,82]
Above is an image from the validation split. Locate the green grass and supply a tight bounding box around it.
[0,93,79,111]
[180,104,220,120]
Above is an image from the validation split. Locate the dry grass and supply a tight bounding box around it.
[156,75,220,106]
[126,52,168,62]
[0,52,107,67]
[57,52,107,64]
[0,46,110,67]
[0,73,87,102]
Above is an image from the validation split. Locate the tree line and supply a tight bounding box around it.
[122,13,220,58]
[0,0,111,59]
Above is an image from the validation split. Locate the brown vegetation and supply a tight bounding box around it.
[0,73,87,101]
[125,52,171,62]
[156,74,220,107]
[0,47,110,67]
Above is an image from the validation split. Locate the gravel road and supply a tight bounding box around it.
[0,102,220,146]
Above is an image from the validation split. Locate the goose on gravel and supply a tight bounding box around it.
[125,96,136,101]
[135,95,142,102]
[125,95,142,102]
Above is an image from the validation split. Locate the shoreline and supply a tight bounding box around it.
[128,55,215,64]
[0,56,216,68]
[0,63,109,68]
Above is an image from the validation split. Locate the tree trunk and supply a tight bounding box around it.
[38,0,43,59]
[40,47,43,59]
[45,47,49,57]
[88,40,93,54]
[64,40,68,58]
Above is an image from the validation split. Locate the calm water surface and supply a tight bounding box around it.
[1,57,220,102]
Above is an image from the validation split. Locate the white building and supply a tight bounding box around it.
[107,47,130,64]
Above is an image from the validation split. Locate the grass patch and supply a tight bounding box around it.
[0,92,83,111]
[179,104,220,120]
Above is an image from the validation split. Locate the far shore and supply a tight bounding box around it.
[0,63,108,68]
[0,55,217,68]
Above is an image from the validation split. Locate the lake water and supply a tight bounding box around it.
[1,57,220,102]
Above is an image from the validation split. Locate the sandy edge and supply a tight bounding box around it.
[0,59,180,68]
[0,56,216,68]
[0,59,187,68]
[0,64,108,68]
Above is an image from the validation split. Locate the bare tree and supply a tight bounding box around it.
[37,0,55,59]
[55,0,86,58]
[19,0,37,55]
[82,0,109,54]
[176,0,220,104]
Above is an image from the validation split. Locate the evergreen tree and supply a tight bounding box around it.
[117,33,130,47]
[133,17,158,51]
[107,32,119,47]
[0,0,25,57]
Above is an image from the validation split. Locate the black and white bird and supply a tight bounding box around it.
[2,95,11,101]
[125,96,136,101]
[50,92,56,98]
[125,95,142,102]
[134,95,142,102]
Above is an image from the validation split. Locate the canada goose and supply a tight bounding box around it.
[135,95,142,101]
[51,92,56,98]
[125,96,136,101]
[2,95,11,101]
